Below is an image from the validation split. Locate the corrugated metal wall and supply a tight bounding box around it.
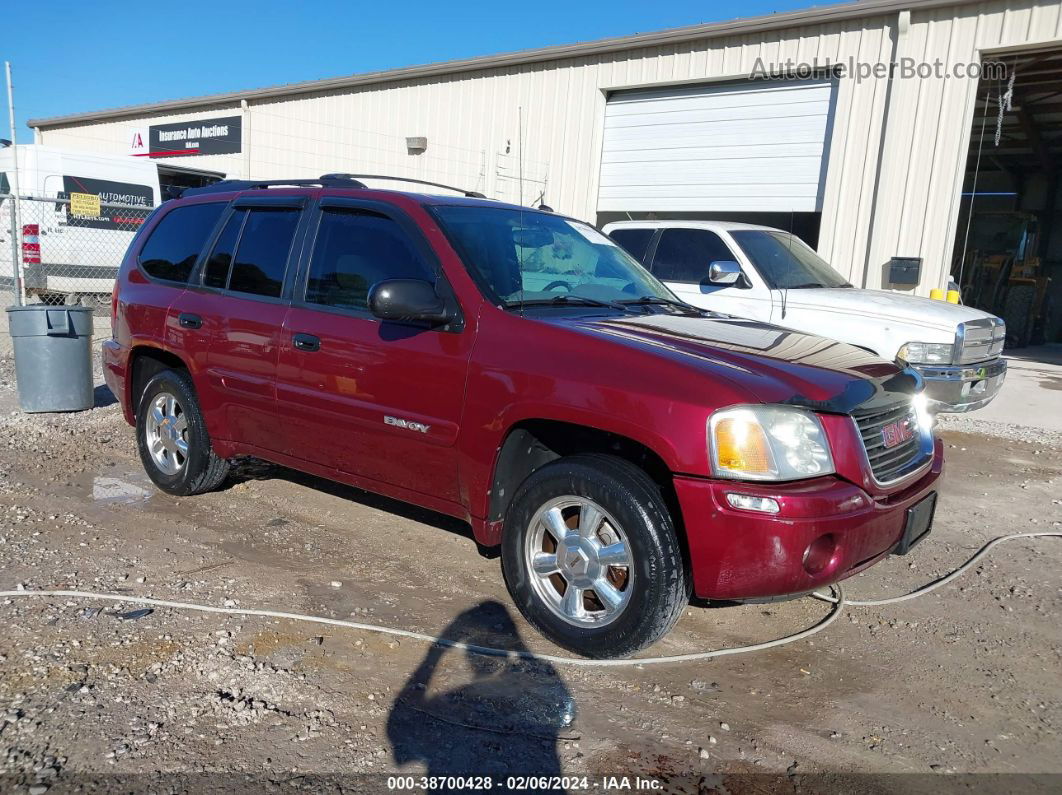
[37,0,1062,296]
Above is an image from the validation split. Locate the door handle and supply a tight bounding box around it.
[292,333,321,352]
[178,313,203,329]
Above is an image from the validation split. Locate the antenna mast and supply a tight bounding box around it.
[518,105,525,206]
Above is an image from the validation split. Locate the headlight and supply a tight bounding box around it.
[912,391,935,432]
[709,406,835,481]
[897,342,954,365]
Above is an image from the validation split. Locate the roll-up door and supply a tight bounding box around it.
[598,79,835,213]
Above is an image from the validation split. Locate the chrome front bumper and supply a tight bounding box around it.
[914,358,1007,413]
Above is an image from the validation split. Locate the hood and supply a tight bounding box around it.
[551,313,919,414]
[781,287,996,332]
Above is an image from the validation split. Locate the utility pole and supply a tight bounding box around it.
[5,61,25,306]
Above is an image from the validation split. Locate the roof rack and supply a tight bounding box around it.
[180,173,488,199]
[180,175,366,197]
[320,173,487,198]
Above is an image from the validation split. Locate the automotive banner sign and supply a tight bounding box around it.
[60,175,154,230]
[130,115,242,158]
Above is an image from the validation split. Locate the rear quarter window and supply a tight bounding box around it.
[138,202,225,282]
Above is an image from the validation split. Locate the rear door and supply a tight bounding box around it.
[175,196,307,451]
[133,199,227,380]
[649,227,773,321]
[275,198,473,505]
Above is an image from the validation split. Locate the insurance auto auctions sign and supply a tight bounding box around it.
[129,115,242,158]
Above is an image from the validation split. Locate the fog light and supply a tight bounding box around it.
[725,493,780,514]
[803,534,837,575]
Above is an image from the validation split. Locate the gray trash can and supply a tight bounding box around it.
[6,305,95,413]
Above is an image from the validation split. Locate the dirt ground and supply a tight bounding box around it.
[0,356,1059,794]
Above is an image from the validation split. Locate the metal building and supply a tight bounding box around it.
[25,0,1062,324]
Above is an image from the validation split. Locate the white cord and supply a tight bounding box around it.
[1,532,1057,667]
[811,532,1060,606]
[0,586,845,668]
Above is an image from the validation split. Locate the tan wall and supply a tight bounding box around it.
[37,0,1062,296]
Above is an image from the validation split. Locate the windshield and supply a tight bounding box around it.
[730,230,851,289]
[432,205,674,307]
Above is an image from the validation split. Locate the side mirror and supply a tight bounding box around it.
[368,279,453,326]
[708,260,742,285]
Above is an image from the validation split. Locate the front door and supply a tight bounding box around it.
[275,200,474,506]
[649,227,773,322]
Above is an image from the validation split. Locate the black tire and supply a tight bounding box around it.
[136,368,229,496]
[1001,284,1035,349]
[501,454,690,658]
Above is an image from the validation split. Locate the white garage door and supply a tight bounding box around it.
[597,79,835,213]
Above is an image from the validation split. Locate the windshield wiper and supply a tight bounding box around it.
[508,295,639,313]
[785,283,827,289]
[620,295,710,315]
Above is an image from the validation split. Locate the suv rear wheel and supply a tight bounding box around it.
[501,454,689,658]
[137,369,229,496]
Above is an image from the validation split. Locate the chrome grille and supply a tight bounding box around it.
[957,318,1005,364]
[854,401,928,484]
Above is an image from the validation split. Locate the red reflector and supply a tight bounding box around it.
[21,245,41,265]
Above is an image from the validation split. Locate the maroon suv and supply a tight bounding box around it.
[104,175,944,658]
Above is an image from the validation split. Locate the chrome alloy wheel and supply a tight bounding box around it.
[145,392,188,476]
[524,496,633,628]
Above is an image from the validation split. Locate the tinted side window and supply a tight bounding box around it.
[228,208,300,298]
[608,228,655,265]
[652,228,736,284]
[138,203,225,282]
[306,209,432,311]
[203,210,246,289]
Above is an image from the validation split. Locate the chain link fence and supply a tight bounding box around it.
[1,193,152,356]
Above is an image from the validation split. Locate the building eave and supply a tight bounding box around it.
[29,0,978,129]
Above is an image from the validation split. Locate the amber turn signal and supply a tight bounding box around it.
[713,414,773,475]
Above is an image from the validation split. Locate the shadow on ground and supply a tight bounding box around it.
[387,601,574,792]
[93,384,117,408]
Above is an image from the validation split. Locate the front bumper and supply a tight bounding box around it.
[674,439,944,601]
[913,357,1006,413]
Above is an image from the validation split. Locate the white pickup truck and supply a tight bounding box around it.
[603,220,1007,413]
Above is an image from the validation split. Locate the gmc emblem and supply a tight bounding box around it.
[881,419,914,449]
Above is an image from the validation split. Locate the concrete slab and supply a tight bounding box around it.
[973,344,1062,431]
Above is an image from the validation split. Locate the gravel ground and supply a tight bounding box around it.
[0,355,1059,794]
[936,413,1062,447]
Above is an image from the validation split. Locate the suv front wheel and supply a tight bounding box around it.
[136,369,229,496]
[502,454,690,658]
